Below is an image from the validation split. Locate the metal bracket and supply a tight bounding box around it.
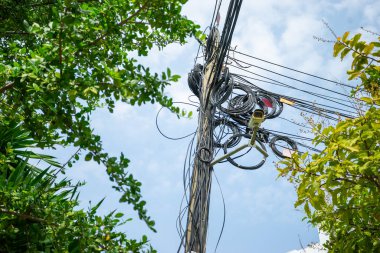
[210,111,268,166]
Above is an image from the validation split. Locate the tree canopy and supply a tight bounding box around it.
[0,0,200,250]
[0,123,154,252]
[279,31,380,252]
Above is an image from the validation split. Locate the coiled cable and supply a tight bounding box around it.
[223,133,267,170]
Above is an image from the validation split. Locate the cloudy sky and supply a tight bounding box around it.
[55,0,379,252]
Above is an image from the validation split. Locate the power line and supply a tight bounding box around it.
[230,57,355,99]
[230,67,358,111]
[229,49,358,89]
[232,74,357,119]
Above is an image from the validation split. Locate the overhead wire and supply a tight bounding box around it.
[232,74,357,120]
[229,49,358,89]
[278,116,313,130]
[204,0,243,109]
[230,69,358,112]
[231,71,356,108]
[231,57,354,98]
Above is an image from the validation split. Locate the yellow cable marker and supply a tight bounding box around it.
[280,97,295,106]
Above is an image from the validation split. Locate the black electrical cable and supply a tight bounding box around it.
[265,129,315,142]
[231,57,356,99]
[269,135,298,158]
[232,72,357,108]
[213,118,242,148]
[222,133,267,170]
[218,82,256,115]
[212,170,226,253]
[230,67,358,111]
[232,73,358,118]
[188,64,204,98]
[204,0,243,109]
[156,102,198,141]
[210,0,223,29]
[211,68,234,106]
[229,49,358,89]
[295,141,322,153]
[278,116,313,130]
[256,93,275,118]
[212,0,243,84]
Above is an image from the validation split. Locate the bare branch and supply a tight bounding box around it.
[361,27,380,37]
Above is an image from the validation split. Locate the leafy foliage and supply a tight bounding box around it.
[0,123,155,252]
[0,0,200,233]
[278,32,380,252]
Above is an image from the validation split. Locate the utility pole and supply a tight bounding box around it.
[184,1,243,251]
[185,30,220,253]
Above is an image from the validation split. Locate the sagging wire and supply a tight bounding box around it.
[156,102,198,141]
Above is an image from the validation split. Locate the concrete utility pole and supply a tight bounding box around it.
[185,30,220,253]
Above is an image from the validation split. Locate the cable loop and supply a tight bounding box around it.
[223,133,267,170]
[218,82,256,115]
[269,135,298,158]
[213,118,242,148]
[197,147,213,163]
[188,64,203,98]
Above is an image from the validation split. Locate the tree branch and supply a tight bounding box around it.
[0,208,50,224]
[0,82,15,94]
[1,31,30,35]
[28,0,99,8]
[88,1,150,46]
[338,41,380,64]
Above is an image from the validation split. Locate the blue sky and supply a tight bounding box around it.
[53,1,379,252]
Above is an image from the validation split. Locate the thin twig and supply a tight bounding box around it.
[361,27,380,37]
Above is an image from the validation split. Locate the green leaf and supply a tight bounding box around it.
[32,83,41,91]
[363,43,375,55]
[304,201,311,217]
[350,33,362,47]
[360,97,373,104]
[115,212,124,218]
[342,31,350,43]
[333,42,346,57]
[340,48,351,60]
[85,153,93,161]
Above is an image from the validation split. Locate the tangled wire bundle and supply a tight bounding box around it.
[187,67,301,170]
